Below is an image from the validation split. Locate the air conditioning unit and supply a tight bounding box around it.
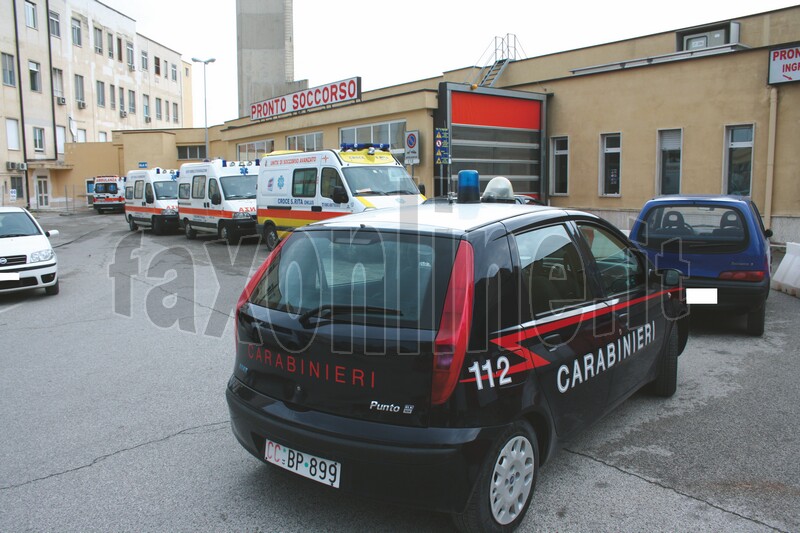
[145,116,151,123]
[18,162,27,170]
[128,64,135,71]
[56,96,66,105]
[120,110,128,118]
[5,162,17,170]
[77,101,87,109]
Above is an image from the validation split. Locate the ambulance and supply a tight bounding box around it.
[257,144,425,250]
[124,167,179,234]
[177,159,259,244]
[92,176,126,213]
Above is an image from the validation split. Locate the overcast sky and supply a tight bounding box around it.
[101,0,798,126]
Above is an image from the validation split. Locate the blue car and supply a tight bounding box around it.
[630,196,772,336]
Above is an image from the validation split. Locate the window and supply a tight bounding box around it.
[141,51,148,71]
[550,137,569,195]
[155,97,162,119]
[6,119,20,150]
[11,176,24,199]
[725,125,754,196]
[128,89,135,113]
[117,37,122,61]
[94,27,103,54]
[77,129,86,142]
[2,53,15,87]
[29,61,41,92]
[287,132,323,152]
[25,1,37,29]
[118,87,124,110]
[109,84,115,109]
[171,63,177,81]
[577,223,644,297]
[154,56,160,76]
[320,168,344,200]
[340,121,406,163]
[208,179,220,202]
[292,168,317,198]
[49,11,60,37]
[172,102,179,123]
[126,42,134,68]
[96,80,105,107]
[125,183,134,200]
[515,224,588,317]
[143,94,150,117]
[178,145,206,160]
[74,74,84,103]
[191,176,206,199]
[56,125,65,153]
[107,32,113,58]
[165,100,170,121]
[178,183,190,199]
[98,131,107,142]
[658,129,682,195]
[52,68,63,96]
[134,179,144,199]
[33,127,45,152]
[237,140,274,160]
[600,133,621,196]
[162,59,167,78]
[71,18,81,46]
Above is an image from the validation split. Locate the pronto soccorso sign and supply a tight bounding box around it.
[250,77,361,121]
[769,45,800,85]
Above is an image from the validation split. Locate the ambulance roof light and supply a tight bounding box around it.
[457,170,481,204]
[222,159,228,167]
[481,176,515,203]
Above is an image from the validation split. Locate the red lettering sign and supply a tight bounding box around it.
[250,77,362,120]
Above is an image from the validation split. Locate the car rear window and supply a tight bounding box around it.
[634,205,748,253]
[94,183,118,194]
[248,229,458,329]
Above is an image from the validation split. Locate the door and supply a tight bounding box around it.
[510,222,610,437]
[574,222,664,405]
[189,174,207,226]
[36,178,49,207]
[320,167,350,217]
[86,179,95,206]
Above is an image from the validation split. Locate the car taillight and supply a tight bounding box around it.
[431,240,474,406]
[234,237,286,343]
[719,271,765,282]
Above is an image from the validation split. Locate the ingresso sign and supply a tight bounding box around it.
[768,45,800,85]
[250,77,361,121]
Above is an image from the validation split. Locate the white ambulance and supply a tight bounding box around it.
[177,159,259,244]
[124,167,180,234]
[92,176,126,213]
[257,144,425,250]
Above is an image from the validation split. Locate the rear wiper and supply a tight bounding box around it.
[298,304,402,327]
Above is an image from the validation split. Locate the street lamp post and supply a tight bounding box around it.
[191,57,215,159]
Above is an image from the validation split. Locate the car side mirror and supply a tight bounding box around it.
[418,183,426,196]
[145,192,155,204]
[211,192,222,205]
[649,268,682,288]
[45,230,59,237]
[765,228,773,239]
[332,186,348,204]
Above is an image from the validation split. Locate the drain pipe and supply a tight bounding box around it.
[764,86,777,231]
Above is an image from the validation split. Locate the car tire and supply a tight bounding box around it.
[746,303,765,337]
[184,219,196,240]
[264,223,279,251]
[128,216,138,231]
[45,279,59,296]
[452,420,538,533]
[651,324,679,397]
[219,223,238,245]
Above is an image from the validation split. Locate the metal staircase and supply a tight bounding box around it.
[469,34,526,88]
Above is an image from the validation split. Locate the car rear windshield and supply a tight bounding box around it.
[342,166,418,196]
[94,183,118,194]
[154,181,178,200]
[634,204,749,253]
[0,212,40,238]
[248,229,458,329]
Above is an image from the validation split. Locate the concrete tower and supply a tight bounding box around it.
[236,0,308,118]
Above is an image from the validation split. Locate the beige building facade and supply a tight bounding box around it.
[1,0,192,209]
[8,6,800,242]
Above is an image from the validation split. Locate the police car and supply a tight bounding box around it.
[226,172,688,532]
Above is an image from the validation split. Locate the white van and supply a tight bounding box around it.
[124,168,179,234]
[177,159,259,244]
[257,144,424,249]
[92,176,126,213]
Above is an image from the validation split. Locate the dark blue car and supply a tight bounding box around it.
[630,196,772,336]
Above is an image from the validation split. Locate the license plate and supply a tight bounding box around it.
[0,273,20,281]
[264,438,341,488]
[686,288,718,304]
